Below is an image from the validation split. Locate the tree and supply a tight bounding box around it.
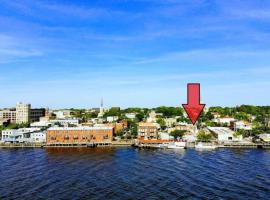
[157,118,166,130]
[135,113,144,122]
[170,130,186,140]
[197,130,213,142]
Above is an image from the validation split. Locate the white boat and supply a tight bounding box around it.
[195,142,216,149]
[167,141,186,149]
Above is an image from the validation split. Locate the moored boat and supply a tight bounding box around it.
[167,141,186,149]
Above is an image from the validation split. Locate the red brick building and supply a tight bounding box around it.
[47,127,113,145]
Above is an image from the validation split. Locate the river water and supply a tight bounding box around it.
[0,147,269,200]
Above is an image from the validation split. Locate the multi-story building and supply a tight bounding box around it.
[14,102,46,124]
[16,102,31,124]
[0,109,16,123]
[1,128,44,143]
[137,122,158,140]
[47,126,114,145]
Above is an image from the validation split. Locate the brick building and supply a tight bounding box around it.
[47,127,114,145]
[137,122,158,140]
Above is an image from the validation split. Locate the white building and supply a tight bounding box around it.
[31,121,52,128]
[107,116,118,122]
[158,132,174,140]
[208,127,243,142]
[16,102,31,124]
[30,132,46,143]
[164,118,177,128]
[50,119,80,126]
[212,117,235,125]
[125,113,136,120]
[1,128,45,143]
[232,121,252,131]
[53,110,71,119]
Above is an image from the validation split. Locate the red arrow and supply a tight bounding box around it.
[182,83,205,125]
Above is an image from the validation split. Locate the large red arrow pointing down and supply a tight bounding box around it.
[182,83,205,125]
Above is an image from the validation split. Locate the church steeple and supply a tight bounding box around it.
[98,97,104,117]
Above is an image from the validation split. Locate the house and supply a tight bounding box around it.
[208,127,243,142]
[168,122,195,133]
[212,117,235,125]
[137,122,158,140]
[230,121,252,131]
[164,118,177,128]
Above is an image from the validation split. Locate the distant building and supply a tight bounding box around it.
[146,111,162,123]
[125,113,136,120]
[230,121,252,131]
[158,132,174,140]
[0,109,16,123]
[53,110,71,119]
[16,102,31,124]
[168,122,195,133]
[164,118,177,128]
[212,117,235,125]
[107,116,118,122]
[47,126,113,145]
[50,119,80,126]
[0,103,45,124]
[137,122,158,140]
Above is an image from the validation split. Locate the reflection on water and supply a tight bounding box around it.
[0,147,270,200]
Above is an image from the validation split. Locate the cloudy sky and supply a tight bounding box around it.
[0,0,270,108]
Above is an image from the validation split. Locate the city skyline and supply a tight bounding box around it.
[1,0,270,108]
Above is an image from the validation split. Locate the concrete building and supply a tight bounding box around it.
[16,102,31,124]
[47,126,113,145]
[1,128,43,143]
[212,117,236,125]
[208,127,243,142]
[137,122,158,140]
[0,109,16,123]
[107,116,118,122]
[15,102,46,124]
[50,119,80,126]
[53,110,72,119]
[230,121,252,131]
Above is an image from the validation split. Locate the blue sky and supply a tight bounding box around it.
[0,0,270,108]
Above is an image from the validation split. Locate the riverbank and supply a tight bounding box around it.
[1,142,270,149]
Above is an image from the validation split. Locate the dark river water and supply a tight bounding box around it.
[0,147,270,200]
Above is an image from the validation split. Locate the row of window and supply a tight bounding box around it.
[50,135,109,140]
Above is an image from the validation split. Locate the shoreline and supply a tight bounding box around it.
[0,143,270,149]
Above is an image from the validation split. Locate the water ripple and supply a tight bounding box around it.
[0,147,270,200]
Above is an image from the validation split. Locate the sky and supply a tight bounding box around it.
[0,0,270,109]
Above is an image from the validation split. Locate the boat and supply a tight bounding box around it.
[167,141,186,149]
[195,142,216,149]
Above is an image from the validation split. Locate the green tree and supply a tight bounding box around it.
[156,118,166,130]
[197,130,213,142]
[170,130,186,140]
